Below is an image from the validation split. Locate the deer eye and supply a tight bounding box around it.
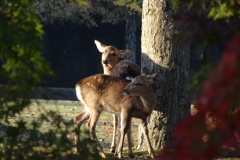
[133,82,140,86]
[112,53,116,56]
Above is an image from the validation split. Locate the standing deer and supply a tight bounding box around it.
[94,40,141,153]
[74,70,159,158]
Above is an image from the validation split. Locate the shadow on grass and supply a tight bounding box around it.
[2,99,156,159]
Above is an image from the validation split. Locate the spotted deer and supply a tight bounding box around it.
[94,40,141,152]
[74,70,159,158]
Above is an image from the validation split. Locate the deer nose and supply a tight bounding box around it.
[122,88,129,95]
[102,60,108,65]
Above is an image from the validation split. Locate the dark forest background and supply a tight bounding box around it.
[35,0,221,88]
[42,21,221,88]
[43,22,127,88]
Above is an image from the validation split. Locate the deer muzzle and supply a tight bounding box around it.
[122,88,130,95]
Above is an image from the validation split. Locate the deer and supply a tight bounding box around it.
[94,40,141,153]
[74,69,159,158]
[94,40,141,79]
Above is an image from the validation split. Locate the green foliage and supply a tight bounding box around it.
[173,0,240,21]
[114,0,142,13]
[33,0,129,27]
[0,0,53,119]
[172,0,240,93]
[0,0,102,159]
[33,0,96,27]
[66,0,87,6]
[0,104,101,159]
[188,63,214,94]
[208,1,235,20]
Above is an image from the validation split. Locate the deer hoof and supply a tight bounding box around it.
[110,146,115,153]
[99,151,106,158]
[118,154,123,159]
[136,145,141,150]
[150,153,155,159]
[129,153,135,158]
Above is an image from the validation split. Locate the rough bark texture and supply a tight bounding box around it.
[141,0,190,149]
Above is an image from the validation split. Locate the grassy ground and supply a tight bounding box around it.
[3,100,239,160]
[5,99,152,159]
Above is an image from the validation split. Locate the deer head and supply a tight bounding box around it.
[94,40,133,74]
[123,68,160,96]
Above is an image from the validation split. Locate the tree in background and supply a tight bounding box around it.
[114,0,142,63]
[156,0,240,158]
[33,0,128,27]
[140,0,240,153]
[33,0,143,63]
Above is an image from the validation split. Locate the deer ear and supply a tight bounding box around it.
[141,67,148,75]
[149,72,160,81]
[94,40,106,53]
[119,50,134,59]
[146,72,160,85]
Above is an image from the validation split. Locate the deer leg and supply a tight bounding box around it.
[129,124,135,148]
[88,111,100,140]
[137,119,144,150]
[114,116,134,158]
[110,114,118,153]
[74,110,90,153]
[126,118,134,158]
[137,115,150,150]
[117,112,131,158]
[140,118,155,159]
[88,109,106,158]
[114,116,121,157]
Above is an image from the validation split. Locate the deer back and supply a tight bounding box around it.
[76,74,158,119]
[76,74,143,114]
[111,60,141,80]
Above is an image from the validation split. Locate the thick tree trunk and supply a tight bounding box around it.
[141,0,190,149]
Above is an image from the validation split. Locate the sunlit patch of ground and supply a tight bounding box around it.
[4,100,147,158]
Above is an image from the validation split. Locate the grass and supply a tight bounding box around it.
[3,99,150,159]
[2,99,239,160]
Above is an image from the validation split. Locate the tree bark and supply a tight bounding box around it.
[141,0,190,149]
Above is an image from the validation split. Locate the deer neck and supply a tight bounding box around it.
[103,66,113,75]
[103,58,123,75]
[139,90,158,112]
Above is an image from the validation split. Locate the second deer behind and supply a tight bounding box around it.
[94,40,141,153]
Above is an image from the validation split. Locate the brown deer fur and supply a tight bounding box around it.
[74,71,159,158]
[94,40,141,153]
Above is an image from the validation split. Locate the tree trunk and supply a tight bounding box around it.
[141,0,190,149]
[126,13,141,65]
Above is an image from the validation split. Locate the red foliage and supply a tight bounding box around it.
[157,36,240,159]
[1,84,8,89]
